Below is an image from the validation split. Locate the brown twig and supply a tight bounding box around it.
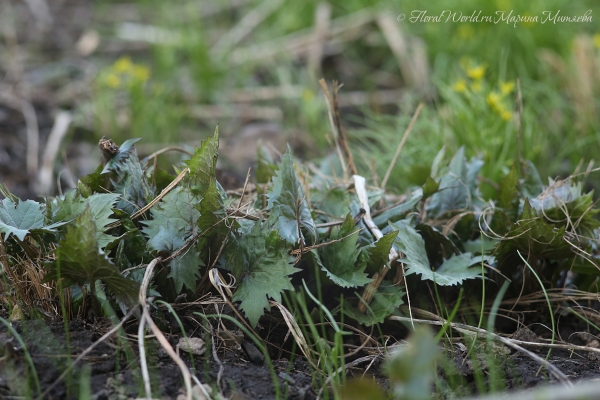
[332,81,357,176]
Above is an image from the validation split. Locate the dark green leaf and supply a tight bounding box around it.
[224,221,298,327]
[529,178,600,236]
[185,127,219,195]
[372,192,421,227]
[168,250,201,293]
[101,138,142,174]
[435,253,489,286]
[344,281,404,326]
[391,221,484,286]
[313,215,372,288]
[495,199,573,268]
[422,176,440,200]
[415,223,459,266]
[148,222,185,253]
[46,207,139,306]
[360,230,398,274]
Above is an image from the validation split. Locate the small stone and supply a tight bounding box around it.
[176,337,206,356]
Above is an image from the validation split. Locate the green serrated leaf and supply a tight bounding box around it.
[142,186,200,239]
[0,198,46,241]
[46,207,139,306]
[267,147,316,244]
[344,281,404,326]
[225,221,298,327]
[168,250,201,293]
[529,178,600,236]
[415,223,460,266]
[360,230,398,274]
[495,199,573,268]
[391,221,484,286]
[51,190,120,248]
[314,217,372,288]
[435,253,489,286]
[185,127,219,194]
[148,222,186,253]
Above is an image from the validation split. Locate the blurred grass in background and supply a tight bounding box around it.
[9,0,599,196]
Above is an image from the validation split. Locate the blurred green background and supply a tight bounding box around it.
[1,0,599,197]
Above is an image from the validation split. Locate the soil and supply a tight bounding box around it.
[2,305,600,399]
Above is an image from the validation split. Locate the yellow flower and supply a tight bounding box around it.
[132,65,150,82]
[452,79,467,93]
[302,88,315,102]
[113,56,133,73]
[486,91,502,110]
[501,110,512,121]
[594,33,600,49]
[500,81,515,96]
[470,81,482,92]
[467,65,486,80]
[105,73,121,88]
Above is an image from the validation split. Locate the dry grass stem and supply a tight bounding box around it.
[380,103,423,190]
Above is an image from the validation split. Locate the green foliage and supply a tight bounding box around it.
[344,281,404,326]
[46,207,139,306]
[529,178,600,236]
[495,199,573,269]
[224,221,298,327]
[428,147,484,218]
[391,221,484,286]
[102,138,155,214]
[142,187,200,239]
[0,198,47,241]
[51,190,120,249]
[361,230,398,274]
[267,147,316,245]
[313,214,372,288]
[3,125,600,332]
[184,126,219,195]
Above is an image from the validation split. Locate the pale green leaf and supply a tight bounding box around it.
[0,198,45,241]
